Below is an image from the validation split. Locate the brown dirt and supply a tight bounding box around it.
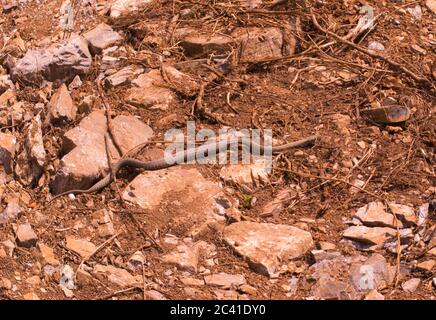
[0,0,434,300]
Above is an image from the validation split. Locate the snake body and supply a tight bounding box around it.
[50,135,319,201]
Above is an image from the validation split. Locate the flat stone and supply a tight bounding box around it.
[179,26,290,62]
[239,284,257,295]
[178,31,236,58]
[110,0,154,18]
[26,275,41,286]
[319,242,336,251]
[92,209,115,238]
[65,236,96,258]
[426,0,436,14]
[126,70,175,109]
[0,277,12,290]
[0,90,16,107]
[145,290,167,300]
[402,278,421,292]
[204,273,246,289]
[233,27,286,63]
[354,201,402,228]
[93,264,141,287]
[360,105,410,124]
[213,289,246,300]
[407,5,422,20]
[76,269,94,286]
[47,84,77,125]
[388,203,417,226]
[23,292,40,300]
[162,240,214,273]
[38,243,60,266]
[309,254,395,299]
[15,223,38,248]
[104,65,144,88]
[220,157,271,191]
[0,132,16,174]
[84,23,123,55]
[123,166,227,238]
[349,254,396,292]
[0,75,14,94]
[417,203,429,227]
[51,110,153,195]
[223,221,313,276]
[18,114,46,186]
[239,0,263,8]
[0,101,25,128]
[180,277,204,286]
[343,226,397,246]
[364,290,385,300]
[416,260,435,272]
[11,34,92,85]
[329,114,351,137]
[260,189,293,217]
[68,75,83,90]
[2,3,19,13]
[0,197,22,224]
[162,65,200,96]
[128,251,145,271]
[1,240,15,257]
[311,250,342,262]
[60,265,75,290]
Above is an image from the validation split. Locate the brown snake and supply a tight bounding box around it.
[49,135,319,202]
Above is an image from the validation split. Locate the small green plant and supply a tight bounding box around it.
[241,194,253,209]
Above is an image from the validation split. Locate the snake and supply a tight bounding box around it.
[49,135,319,202]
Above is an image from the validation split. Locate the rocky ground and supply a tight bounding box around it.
[0,0,435,300]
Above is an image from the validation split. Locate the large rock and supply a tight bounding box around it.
[308,254,395,300]
[83,23,123,55]
[125,70,175,109]
[51,110,153,195]
[47,84,77,125]
[223,221,313,276]
[349,254,396,292]
[11,34,92,85]
[122,166,227,238]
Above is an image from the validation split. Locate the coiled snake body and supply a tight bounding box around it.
[50,135,319,201]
